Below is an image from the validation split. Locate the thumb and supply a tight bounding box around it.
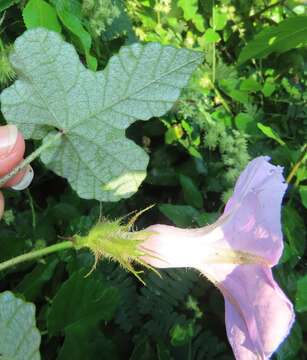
[0,124,33,189]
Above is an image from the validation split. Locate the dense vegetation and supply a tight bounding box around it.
[0,1,306,359]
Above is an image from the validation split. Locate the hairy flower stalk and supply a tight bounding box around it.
[139,156,295,360]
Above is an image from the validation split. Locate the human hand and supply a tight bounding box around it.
[0,125,33,219]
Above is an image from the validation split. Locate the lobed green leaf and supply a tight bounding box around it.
[0,291,41,360]
[1,28,203,202]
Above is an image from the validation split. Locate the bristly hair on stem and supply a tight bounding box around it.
[74,205,161,284]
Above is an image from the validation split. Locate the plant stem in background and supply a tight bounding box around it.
[26,189,36,229]
[286,144,307,184]
[212,1,216,84]
[213,85,232,114]
[208,78,232,114]
[249,1,285,21]
[0,131,63,187]
[0,241,74,272]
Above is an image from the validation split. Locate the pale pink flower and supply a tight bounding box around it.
[141,156,295,360]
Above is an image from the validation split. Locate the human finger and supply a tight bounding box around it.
[0,124,33,189]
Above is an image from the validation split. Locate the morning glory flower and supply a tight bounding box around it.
[140,156,295,360]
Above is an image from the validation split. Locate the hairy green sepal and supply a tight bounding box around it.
[74,214,158,283]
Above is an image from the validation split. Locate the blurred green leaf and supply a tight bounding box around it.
[170,322,194,346]
[130,338,156,360]
[238,16,307,64]
[296,275,307,312]
[235,113,256,133]
[276,322,303,360]
[296,167,307,183]
[202,28,221,43]
[53,0,97,70]
[257,123,285,146]
[165,124,184,144]
[178,0,198,20]
[262,79,276,97]
[47,271,120,335]
[0,291,41,360]
[23,0,61,32]
[195,212,219,226]
[283,205,306,257]
[213,9,227,31]
[102,0,135,41]
[58,324,118,360]
[178,0,204,32]
[0,0,19,12]
[179,174,203,209]
[219,79,249,104]
[159,204,200,227]
[240,78,262,92]
[16,259,58,301]
[299,185,307,208]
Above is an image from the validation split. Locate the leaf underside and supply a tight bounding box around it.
[0,291,41,360]
[1,28,203,201]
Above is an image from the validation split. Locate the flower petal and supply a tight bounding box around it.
[222,156,287,265]
[141,224,204,268]
[198,264,294,359]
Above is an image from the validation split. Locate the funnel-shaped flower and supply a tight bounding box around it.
[141,156,294,360]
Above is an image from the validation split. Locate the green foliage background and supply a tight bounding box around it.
[0,0,306,359]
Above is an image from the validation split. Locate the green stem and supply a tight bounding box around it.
[26,189,36,229]
[209,78,232,114]
[0,131,63,187]
[0,241,74,272]
[212,44,216,84]
[212,1,216,84]
[156,0,161,25]
[249,1,285,21]
[286,144,307,184]
[213,86,232,114]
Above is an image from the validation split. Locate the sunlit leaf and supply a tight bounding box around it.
[262,80,276,97]
[23,0,61,33]
[202,28,221,44]
[53,0,97,70]
[240,78,261,92]
[257,123,285,146]
[212,9,227,31]
[178,0,204,32]
[238,16,307,64]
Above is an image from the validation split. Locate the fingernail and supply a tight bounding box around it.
[0,124,18,158]
[12,165,34,190]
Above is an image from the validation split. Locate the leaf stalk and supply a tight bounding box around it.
[0,131,63,187]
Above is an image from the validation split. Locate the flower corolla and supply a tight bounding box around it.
[141,156,295,360]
